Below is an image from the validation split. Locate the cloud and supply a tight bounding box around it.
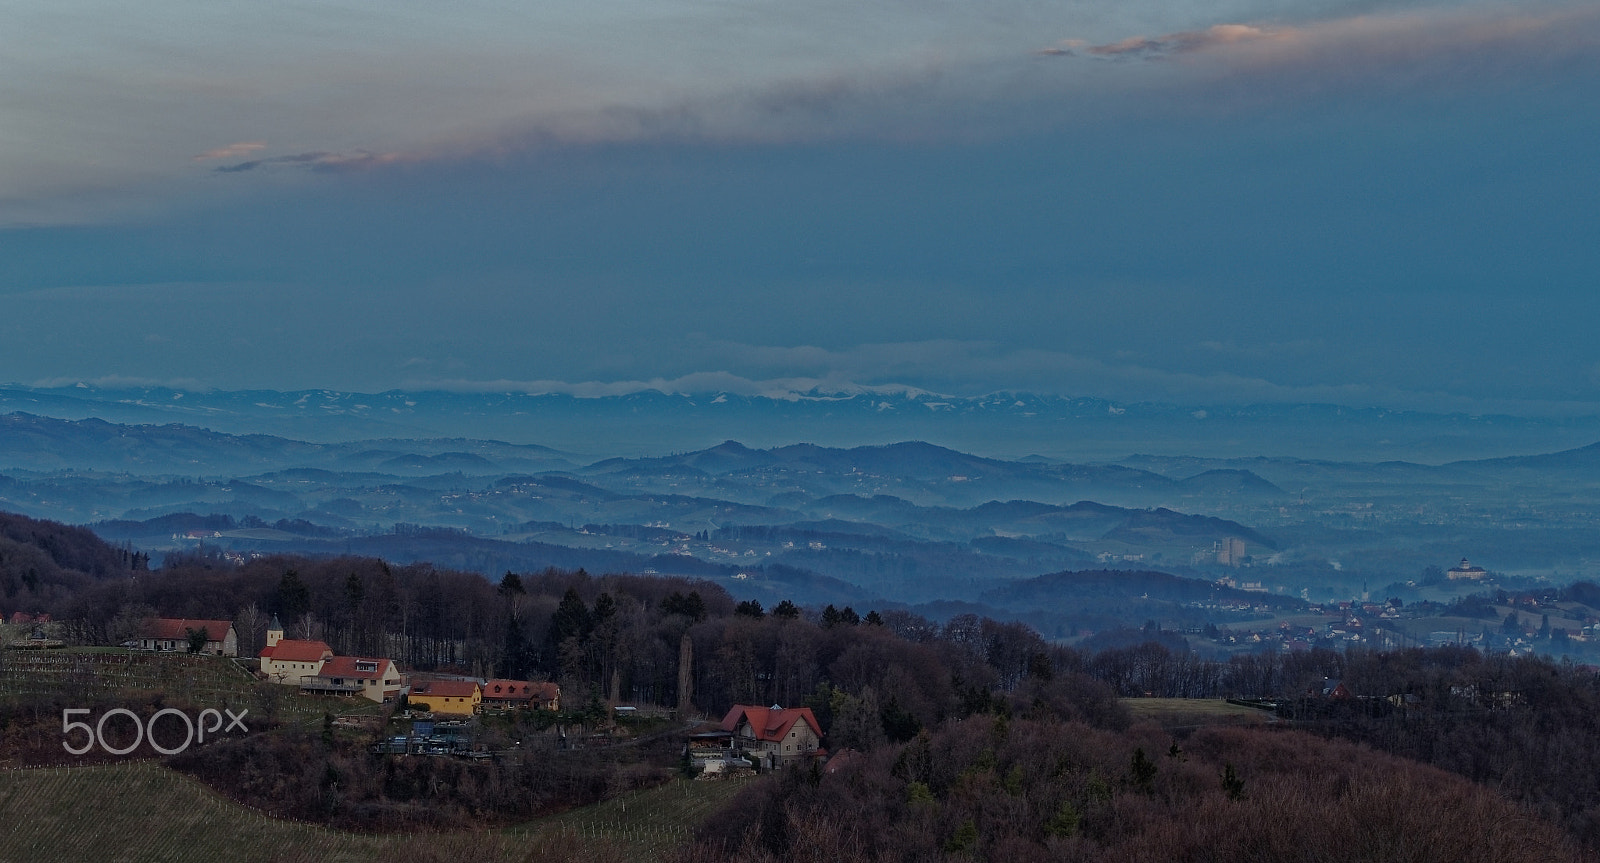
[399,372,939,401]
[9,0,1600,230]
[1033,39,1085,58]
[180,5,1598,191]
[193,142,267,161]
[1055,5,1600,72]
[400,363,1600,418]
[197,62,1009,182]
[213,150,406,174]
[1198,339,1326,360]
[28,374,211,391]
[1083,24,1282,59]
[400,337,1575,416]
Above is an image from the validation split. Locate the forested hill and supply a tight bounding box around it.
[11,507,1600,856]
[985,569,1302,609]
[0,510,143,614]
[10,508,1132,738]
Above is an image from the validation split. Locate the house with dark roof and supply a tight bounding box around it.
[136,618,237,655]
[720,703,825,768]
[1314,678,1352,699]
[480,679,561,712]
[531,681,560,711]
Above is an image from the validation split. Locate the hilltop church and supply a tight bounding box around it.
[1448,558,1488,581]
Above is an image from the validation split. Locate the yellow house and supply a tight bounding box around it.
[408,679,481,715]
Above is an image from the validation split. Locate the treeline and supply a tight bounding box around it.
[41,539,1120,730]
[1065,638,1352,699]
[96,511,342,538]
[774,545,1043,599]
[5,510,1124,732]
[679,715,1587,863]
[58,551,738,688]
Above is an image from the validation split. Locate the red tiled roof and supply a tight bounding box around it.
[263,639,332,662]
[143,618,233,641]
[719,705,822,742]
[824,749,861,775]
[318,656,394,681]
[412,679,480,698]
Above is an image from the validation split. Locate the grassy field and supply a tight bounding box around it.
[1122,697,1275,729]
[0,648,746,861]
[0,648,386,726]
[508,769,752,852]
[0,759,750,863]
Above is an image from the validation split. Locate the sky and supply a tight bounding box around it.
[2,0,1597,415]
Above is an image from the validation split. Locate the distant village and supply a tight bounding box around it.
[1186,557,1600,659]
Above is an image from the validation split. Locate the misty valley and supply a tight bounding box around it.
[6,397,1600,660]
[7,0,1596,856]
[7,392,1600,863]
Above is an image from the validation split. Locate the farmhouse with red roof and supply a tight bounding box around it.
[257,614,402,702]
[302,655,403,703]
[720,703,824,768]
[136,617,237,656]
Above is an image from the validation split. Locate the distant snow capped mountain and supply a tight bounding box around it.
[3,382,1598,462]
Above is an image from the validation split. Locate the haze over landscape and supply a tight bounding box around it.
[5,0,1599,417]
[3,0,1600,861]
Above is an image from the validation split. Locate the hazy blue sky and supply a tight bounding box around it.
[3,0,1597,414]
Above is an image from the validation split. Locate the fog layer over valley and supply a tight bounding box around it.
[6,396,1600,657]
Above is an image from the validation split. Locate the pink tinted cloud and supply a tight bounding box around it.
[1085,24,1282,59]
[192,141,267,161]
[1049,5,1599,70]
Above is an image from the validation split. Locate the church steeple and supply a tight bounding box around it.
[266,614,284,648]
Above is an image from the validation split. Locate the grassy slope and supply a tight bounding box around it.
[0,760,750,863]
[0,648,750,860]
[0,649,385,721]
[0,649,749,860]
[1122,697,1274,730]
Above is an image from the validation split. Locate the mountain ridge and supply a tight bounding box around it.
[7,383,1599,462]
